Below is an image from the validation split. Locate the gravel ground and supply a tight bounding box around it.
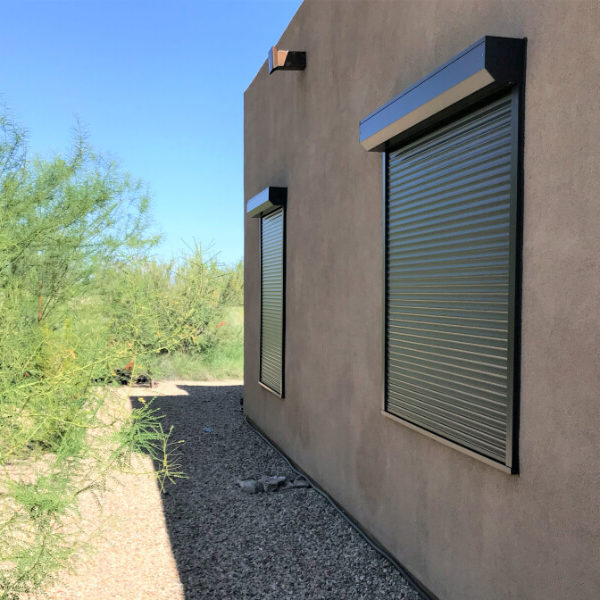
[48,381,422,600]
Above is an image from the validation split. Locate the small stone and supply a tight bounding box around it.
[293,476,310,488]
[237,479,260,494]
[203,427,214,433]
[135,373,152,386]
[259,475,286,492]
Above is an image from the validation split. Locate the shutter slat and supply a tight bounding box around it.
[386,95,516,465]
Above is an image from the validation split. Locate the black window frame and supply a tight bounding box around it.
[258,206,286,397]
[246,186,287,399]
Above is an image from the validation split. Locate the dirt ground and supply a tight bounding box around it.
[45,380,241,600]
[44,378,419,600]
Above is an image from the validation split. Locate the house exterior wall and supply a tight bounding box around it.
[244,2,600,599]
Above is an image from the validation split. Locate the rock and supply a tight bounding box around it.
[235,475,289,494]
[237,479,260,494]
[293,476,310,488]
[259,475,286,492]
[135,373,152,386]
[114,368,132,385]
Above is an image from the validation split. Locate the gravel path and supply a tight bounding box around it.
[48,381,422,600]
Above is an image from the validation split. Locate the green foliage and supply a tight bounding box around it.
[116,250,242,352]
[99,249,243,379]
[148,304,243,380]
[0,113,198,598]
[149,338,243,381]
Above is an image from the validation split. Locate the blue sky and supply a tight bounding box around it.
[0,0,302,265]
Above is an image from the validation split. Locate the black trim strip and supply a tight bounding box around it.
[360,36,525,152]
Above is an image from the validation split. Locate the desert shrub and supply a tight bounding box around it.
[100,247,243,378]
[0,114,182,599]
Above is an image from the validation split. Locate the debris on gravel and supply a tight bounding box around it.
[292,475,311,488]
[236,478,260,494]
[258,474,287,492]
[236,474,288,493]
[139,382,424,600]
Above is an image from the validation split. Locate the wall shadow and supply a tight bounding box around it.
[129,382,425,600]
[130,383,245,600]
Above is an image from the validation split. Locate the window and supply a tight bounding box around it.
[385,94,520,468]
[246,186,287,397]
[360,37,525,471]
[260,207,285,396]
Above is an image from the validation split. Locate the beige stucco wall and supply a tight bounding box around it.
[244,1,600,599]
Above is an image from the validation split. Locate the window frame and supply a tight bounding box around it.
[380,86,524,473]
[258,206,286,398]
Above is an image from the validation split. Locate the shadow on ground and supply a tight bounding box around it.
[131,383,246,599]
[130,382,421,600]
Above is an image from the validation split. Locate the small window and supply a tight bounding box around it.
[260,207,285,396]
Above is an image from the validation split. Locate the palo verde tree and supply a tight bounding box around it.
[0,113,182,599]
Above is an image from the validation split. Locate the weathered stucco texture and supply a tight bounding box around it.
[244,2,600,599]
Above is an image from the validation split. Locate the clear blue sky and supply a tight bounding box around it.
[0,0,302,265]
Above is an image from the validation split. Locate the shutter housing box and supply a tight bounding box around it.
[360,36,525,152]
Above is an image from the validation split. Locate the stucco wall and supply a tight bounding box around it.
[244,2,600,599]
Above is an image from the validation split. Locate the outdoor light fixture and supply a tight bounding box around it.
[268,46,306,74]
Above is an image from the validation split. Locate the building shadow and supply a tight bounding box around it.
[129,381,424,600]
[130,383,245,600]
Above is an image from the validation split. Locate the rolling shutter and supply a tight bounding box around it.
[385,94,517,466]
[260,208,284,395]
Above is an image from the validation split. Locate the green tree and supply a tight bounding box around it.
[0,114,180,599]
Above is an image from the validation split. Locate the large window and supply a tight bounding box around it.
[360,36,525,471]
[384,93,520,469]
[260,207,285,396]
